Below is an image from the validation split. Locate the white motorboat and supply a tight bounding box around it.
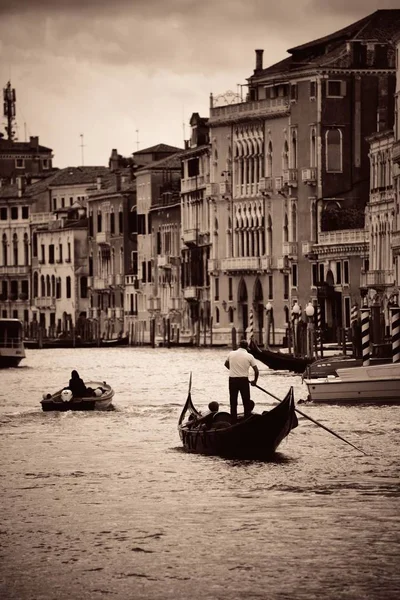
[304,362,400,404]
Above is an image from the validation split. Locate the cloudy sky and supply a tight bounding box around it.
[0,0,397,168]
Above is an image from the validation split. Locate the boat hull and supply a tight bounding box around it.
[40,381,114,411]
[0,353,25,368]
[305,363,400,404]
[249,340,313,374]
[179,387,298,460]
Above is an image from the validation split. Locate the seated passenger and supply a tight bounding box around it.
[69,370,89,398]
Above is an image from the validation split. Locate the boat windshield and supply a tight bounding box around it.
[0,319,24,348]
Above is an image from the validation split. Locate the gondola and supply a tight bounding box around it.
[248,339,314,374]
[40,381,114,411]
[178,375,298,460]
[25,335,129,350]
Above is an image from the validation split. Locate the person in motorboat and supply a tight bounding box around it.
[224,339,259,422]
[68,370,94,398]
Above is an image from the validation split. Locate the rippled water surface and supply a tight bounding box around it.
[1,347,399,600]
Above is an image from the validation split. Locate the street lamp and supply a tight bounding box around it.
[305,302,315,359]
[265,301,273,348]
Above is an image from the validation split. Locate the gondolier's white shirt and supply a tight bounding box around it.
[226,348,257,378]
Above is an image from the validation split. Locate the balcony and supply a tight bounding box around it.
[317,229,367,246]
[96,231,110,245]
[205,183,219,197]
[34,296,56,309]
[0,265,29,275]
[209,96,289,125]
[107,308,115,319]
[115,273,123,285]
[301,167,317,185]
[115,307,123,319]
[392,139,400,164]
[182,228,198,246]
[207,258,220,272]
[283,169,298,187]
[93,276,107,290]
[220,257,261,272]
[184,286,199,300]
[302,242,317,258]
[282,241,298,258]
[31,212,57,225]
[275,176,283,191]
[259,177,273,193]
[260,256,273,271]
[219,182,231,196]
[170,297,183,311]
[87,276,93,288]
[107,275,115,287]
[391,230,400,251]
[181,175,205,193]
[157,255,170,268]
[277,256,289,271]
[147,297,161,311]
[360,270,395,288]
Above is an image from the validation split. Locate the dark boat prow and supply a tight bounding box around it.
[248,339,314,374]
[178,377,298,460]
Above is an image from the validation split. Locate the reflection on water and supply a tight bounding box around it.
[1,347,400,600]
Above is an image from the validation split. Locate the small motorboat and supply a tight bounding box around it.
[303,362,400,404]
[178,375,298,460]
[41,381,115,411]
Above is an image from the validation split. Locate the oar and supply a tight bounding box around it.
[254,383,368,456]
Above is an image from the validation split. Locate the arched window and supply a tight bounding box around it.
[267,141,273,177]
[24,233,29,266]
[13,233,18,266]
[283,213,289,243]
[33,272,38,297]
[2,234,7,266]
[51,275,56,298]
[282,140,289,172]
[46,275,51,297]
[310,127,317,168]
[66,276,71,299]
[291,203,297,241]
[40,275,45,296]
[229,307,234,323]
[216,307,220,324]
[267,215,273,256]
[291,129,297,169]
[326,129,342,172]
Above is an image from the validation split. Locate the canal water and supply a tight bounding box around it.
[1,347,399,600]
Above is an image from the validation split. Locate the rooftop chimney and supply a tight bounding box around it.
[96,175,102,190]
[17,176,26,197]
[255,49,264,72]
[109,148,120,172]
[29,136,39,149]
[115,171,121,192]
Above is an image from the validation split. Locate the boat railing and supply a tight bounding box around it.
[0,337,24,349]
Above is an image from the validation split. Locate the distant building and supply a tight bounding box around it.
[0,136,54,183]
[208,9,400,344]
[392,35,400,299]
[87,167,137,339]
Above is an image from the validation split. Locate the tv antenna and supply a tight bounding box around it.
[80,133,86,166]
[3,81,16,141]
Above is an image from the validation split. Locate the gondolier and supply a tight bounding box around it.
[224,339,259,422]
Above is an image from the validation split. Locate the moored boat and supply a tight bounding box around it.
[25,335,129,350]
[41,381,115,411]
[304,362,400,404]
[248,339,314,374]
[0,318,26,368]
[178,377,298,459]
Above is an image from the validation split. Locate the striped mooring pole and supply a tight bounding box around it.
[361,304,370,367]
[351,304,358,325]
[390,306,400,363]
[248,309,254,342]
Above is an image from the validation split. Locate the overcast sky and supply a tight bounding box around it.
[0,0,397,168]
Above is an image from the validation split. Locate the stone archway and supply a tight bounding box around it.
[238,279,248,335]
